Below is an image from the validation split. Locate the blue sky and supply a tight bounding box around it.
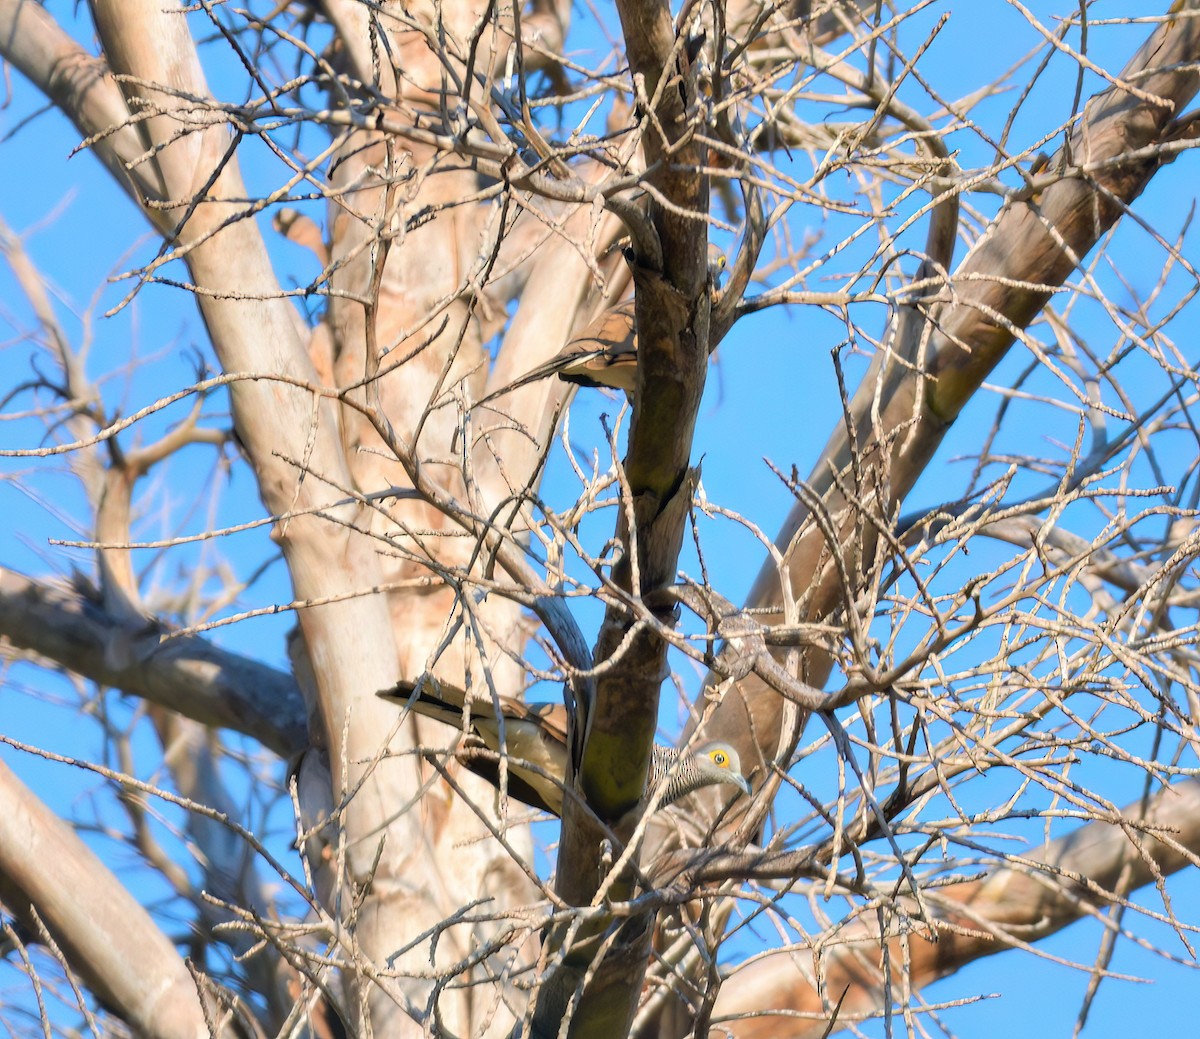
[2,2,1199,1036]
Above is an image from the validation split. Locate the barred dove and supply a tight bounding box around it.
[478,243,727,401]
[378,679,750,816]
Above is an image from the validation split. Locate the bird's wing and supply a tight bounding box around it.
[379,679,569,738]
[478,245,727,408]
[378,680,571,815]
[475,300,638,406]
[554,300,638,391]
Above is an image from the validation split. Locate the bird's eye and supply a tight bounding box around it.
[712,751,727,766]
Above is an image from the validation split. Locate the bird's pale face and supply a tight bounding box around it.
[707,245,727,274]
[707,243,728,298]
[697,741,751,795]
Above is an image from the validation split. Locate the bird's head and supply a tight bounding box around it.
[706,242,728,286]
[706,243,728,305]
[694,741,751,796]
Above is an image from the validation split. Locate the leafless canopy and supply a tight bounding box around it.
[2,1,1200,1037]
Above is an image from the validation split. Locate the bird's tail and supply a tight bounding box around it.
[377,679,470,730]
[473,355,580,410]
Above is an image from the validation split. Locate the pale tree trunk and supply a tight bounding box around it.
[0,756,215,1039]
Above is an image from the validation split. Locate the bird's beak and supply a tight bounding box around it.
[731,774,752,797]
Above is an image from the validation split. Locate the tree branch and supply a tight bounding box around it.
[711,779,1200,1037]
[712,0,1200,782]
[0,755,219,1038]
[0,567,307,756]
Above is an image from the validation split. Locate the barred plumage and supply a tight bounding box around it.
[378,680,751,816]
[475,244,728,404]
[648,742,751,806]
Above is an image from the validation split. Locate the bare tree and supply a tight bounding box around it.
[2,1,1200,1037]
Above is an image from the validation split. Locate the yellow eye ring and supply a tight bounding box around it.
[712,751,727,766]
